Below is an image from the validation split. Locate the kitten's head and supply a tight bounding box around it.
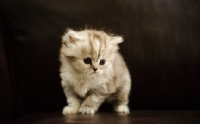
[60,29,123,75]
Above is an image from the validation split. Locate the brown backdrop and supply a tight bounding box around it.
[0,0,200,123]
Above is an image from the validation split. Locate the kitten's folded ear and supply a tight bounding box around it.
[110,36,124,44]
[62,29,82,46]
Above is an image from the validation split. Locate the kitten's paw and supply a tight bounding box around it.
[79,106,95,114]
[63,106,79,115]
[114,105,130,114]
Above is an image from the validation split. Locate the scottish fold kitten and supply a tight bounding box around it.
[59,29,131,114]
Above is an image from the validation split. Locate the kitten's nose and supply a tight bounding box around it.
[93,68,98,72]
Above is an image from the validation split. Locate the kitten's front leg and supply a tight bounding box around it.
[63,94,82,115]
[79,94,106,114]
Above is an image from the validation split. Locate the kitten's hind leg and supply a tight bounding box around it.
[113,88,130,114]
[114,104,129,114]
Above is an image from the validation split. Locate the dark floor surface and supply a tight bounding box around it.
[5,111,200,124]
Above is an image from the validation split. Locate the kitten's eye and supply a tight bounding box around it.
[83,58,92,64]
[100,59,106,65]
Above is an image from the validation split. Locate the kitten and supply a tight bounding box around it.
[59,29,131,114]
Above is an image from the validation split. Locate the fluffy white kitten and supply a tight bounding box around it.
[59,29,131,114]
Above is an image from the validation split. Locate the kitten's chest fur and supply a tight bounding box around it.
[69,73,113,98]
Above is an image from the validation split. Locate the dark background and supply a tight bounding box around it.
[0,0,200,123]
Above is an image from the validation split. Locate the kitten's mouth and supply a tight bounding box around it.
[89,71,98,74]
[88,70,102,74]
[92,71,103,75]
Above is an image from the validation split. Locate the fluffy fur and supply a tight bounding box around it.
[59,29,131,115]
